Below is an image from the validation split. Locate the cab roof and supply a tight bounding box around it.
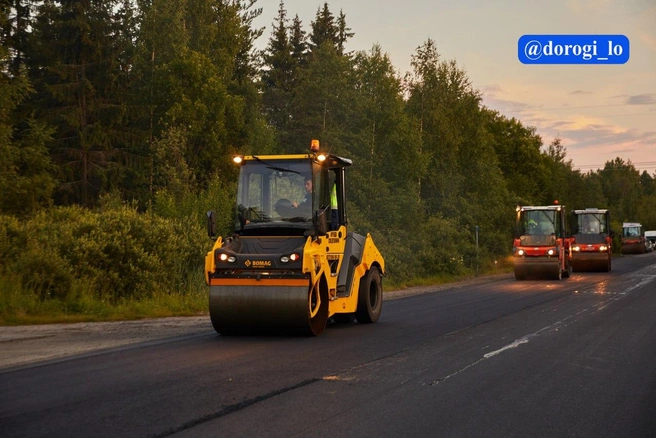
[240,153,353,169]
[573,208,608,214]
[518,205,564,211]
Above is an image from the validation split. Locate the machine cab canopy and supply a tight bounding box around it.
[572,208,609,235]
[232,153,351,236]
[516,205,564,239]
[622,222,642,237]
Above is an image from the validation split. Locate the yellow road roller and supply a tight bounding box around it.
[204,140,385,336]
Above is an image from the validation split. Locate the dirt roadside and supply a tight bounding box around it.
[0,273,511,372]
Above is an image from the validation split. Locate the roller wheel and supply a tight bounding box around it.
[355,268,382,324]
[514,267,525,281]
[210,310,238,336]
[307,282,329,336]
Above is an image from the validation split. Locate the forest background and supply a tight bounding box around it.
[1,1,654,324]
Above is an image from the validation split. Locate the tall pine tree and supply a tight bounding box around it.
[27,0,138,207]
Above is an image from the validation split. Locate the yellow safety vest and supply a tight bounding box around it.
[331,184,337,209]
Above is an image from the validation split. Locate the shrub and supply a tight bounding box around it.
[0,203,207,305]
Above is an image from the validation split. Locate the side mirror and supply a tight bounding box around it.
[207,211,216,238]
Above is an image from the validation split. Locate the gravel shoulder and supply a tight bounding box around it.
[0,273,511,372]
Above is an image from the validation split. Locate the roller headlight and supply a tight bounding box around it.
[547,249,555,256]
[280,253,301,263]
[599,245,608,251]
[218,253,236,263]
[517,249,525,256]
[572,246,580,252]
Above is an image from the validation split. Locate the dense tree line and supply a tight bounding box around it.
[2,0,655,295]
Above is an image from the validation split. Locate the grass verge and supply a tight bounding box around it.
[0,272,208,326]
[384,258,514,291]
[1,262,514,326]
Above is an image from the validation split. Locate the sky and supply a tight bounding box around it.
[251,0,656,174]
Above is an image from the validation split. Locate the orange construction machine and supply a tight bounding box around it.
[621,222,647,254]
[570,208,612,272]
[513,202,572,280]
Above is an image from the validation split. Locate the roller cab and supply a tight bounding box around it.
[513,202,572,280]
[570,208,612,272]
[204,141,385,336]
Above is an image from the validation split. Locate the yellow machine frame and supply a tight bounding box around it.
[204,142,385,336]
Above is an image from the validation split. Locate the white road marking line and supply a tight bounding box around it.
[484,338,529,358]
[429,266,656,386]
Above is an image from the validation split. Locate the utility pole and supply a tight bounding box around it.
[475,226,480,276]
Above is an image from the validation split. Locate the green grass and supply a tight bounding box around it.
[1,260,515,326]
[384,257,514,291]
[0,271,209,326]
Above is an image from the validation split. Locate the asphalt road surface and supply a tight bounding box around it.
[2,253,656,438]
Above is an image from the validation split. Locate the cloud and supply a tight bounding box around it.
[476,78,656,172]
[640,33,656,52]
[526,116,551,125]
[626,0,656,16]
[554,124,654,146]
[626,94,656,105]
[481,95,535,115]
[566,0,613,13]
[550,121,571,128]
[528,114,656,172]
[480,84,504,96]
[541,121,656,160]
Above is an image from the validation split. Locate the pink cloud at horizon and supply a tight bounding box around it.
[481,86,656,175]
